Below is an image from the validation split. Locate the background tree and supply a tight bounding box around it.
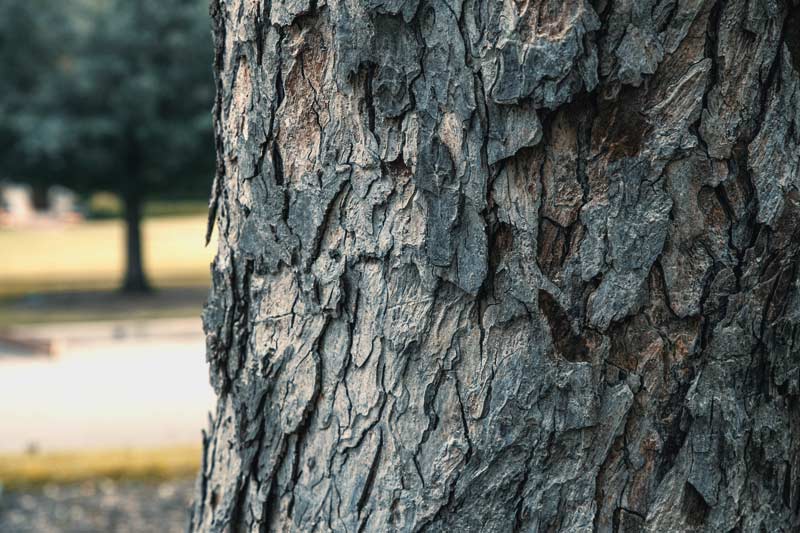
[193,1,800,531]
[0,0,78,186]
[1,0,214,292]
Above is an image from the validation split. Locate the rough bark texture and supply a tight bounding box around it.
[192,0,800,531]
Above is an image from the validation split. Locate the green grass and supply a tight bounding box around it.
[144,200,210,218]
[87,193,209,220]
[0,215,216,299]
[0,215,216,324]
[0,446,202,490]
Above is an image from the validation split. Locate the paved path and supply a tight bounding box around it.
[0,319,216,453]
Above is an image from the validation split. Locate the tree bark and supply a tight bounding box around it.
[192,1,800,531]
[122,189,150,293]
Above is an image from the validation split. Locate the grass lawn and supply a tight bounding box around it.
[0,215,216,298]
[0,446,201,490]
[0,215,217,324]
[87,194,210,220]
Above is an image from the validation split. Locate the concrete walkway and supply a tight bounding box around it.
[0,319,216,453]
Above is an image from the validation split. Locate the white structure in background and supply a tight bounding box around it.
[47,185,81,219]
[0,181,35,226]
[0,180,83,227]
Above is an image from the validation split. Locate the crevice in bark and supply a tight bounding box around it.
[682,482,710,527]
[795,458,800,516]
[691,0,723,161]
[539,289,592,363]
[753,20,791,144]
[489,221,514,267]
[356,429,383,518]
[575,93,595,205]
[454,377,473,464]
[592,86,651,161]
[259,438,289,531]
[307,180,349,270]
[226,478,247,533]
[254,1,266,64]
[233,258,255,389]
[656,375,693,484]
[537,218,574,281]
[512,444,536,533]
[787,5,800,73]
[268,29,285,143]
[416,362,445,452]
[364,63,376,138]
[713,182,740,253]
[272,144,285,186]
[612,506,646,531]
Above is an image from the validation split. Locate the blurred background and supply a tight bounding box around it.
[0,1,217,531]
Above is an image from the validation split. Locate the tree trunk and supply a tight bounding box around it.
[192,1,800,531]
[121,189,150,293]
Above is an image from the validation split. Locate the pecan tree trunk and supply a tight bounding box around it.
[191,0,800,531]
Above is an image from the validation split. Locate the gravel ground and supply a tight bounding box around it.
[0,478,195,533]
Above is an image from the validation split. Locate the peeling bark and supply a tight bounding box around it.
[191,0,800,531]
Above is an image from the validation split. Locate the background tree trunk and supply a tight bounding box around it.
[122,189,150,293]
[192,1,800,531]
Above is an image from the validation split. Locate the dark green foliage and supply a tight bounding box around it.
[0,0,214,195]
[63,0,214,197]
[0,0,78,179]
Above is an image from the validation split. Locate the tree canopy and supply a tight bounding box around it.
[0,0,214,200]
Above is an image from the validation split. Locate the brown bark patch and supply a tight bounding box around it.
[537,218,571,280]
[592,89,651,160]
[489,223,514,272]
[516,0,584,43]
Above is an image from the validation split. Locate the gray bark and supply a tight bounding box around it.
[191,0,800,531]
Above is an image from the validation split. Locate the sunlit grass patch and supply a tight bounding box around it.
[0,215,215,298]
[0,445,202,490]
[86,193,209,220]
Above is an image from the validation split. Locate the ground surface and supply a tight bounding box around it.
[0,215,214,297]
[0,213,213,532]
[0,287,209,326]
[0,478,195,533]
[0,319,215,453]
[0,320,211,531]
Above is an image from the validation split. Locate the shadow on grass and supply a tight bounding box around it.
[0,286,209,326]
